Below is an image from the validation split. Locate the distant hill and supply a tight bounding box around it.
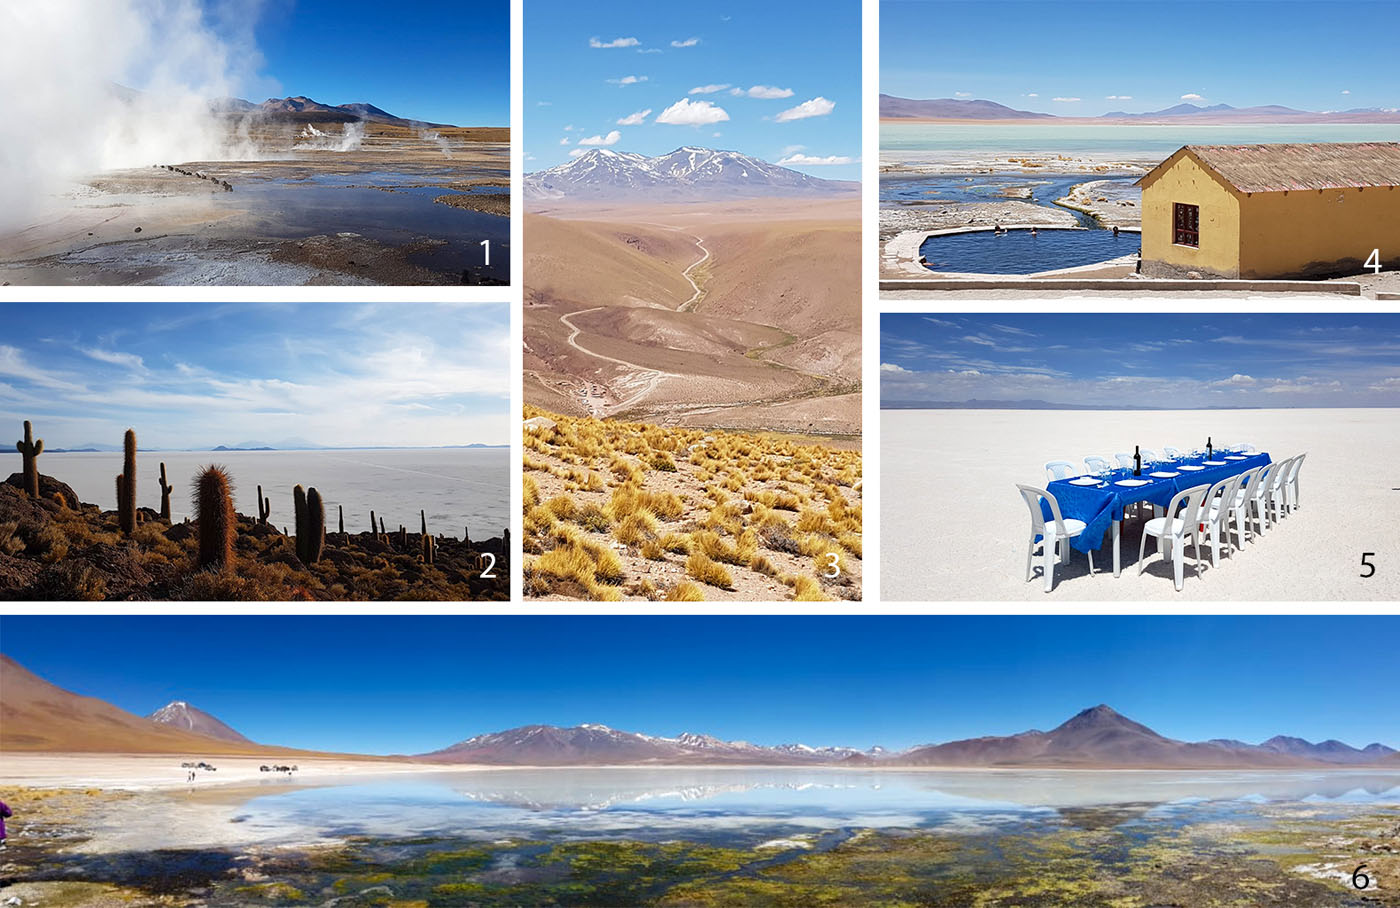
[524,147,859,202]
[209,94,453,128]
[880,93,1400,123]
[879,94,1052,120]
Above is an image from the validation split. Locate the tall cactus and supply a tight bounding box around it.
[370,509,377,539]
[303,487,325,564]
[420,510,435,565]
[293,484,307,560]
[16,420,43,498]
[158,462,173,520]
[118,429,137,535]
[257,484,270,526]
[338,505,344,538]
[115,475,124,517]
[195,465,235,570]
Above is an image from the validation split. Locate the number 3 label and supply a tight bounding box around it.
[823,553,840,579]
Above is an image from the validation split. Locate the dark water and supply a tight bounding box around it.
[881,172,1102,211]
[919,227,1137,274]
[218,170,509,283]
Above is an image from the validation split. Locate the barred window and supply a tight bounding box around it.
[1173,203,1199,247]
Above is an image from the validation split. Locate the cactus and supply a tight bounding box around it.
[158,462,173,520]
[16,420,43,498]
[464,525,470,548]
[379,516,386,536]
[194,465,235,570]
[398,525,407,549]
[370,509,377,538]
[293,484,307,560]
[257,484,270,526]
[118,428,136,535]
[338,505,344,537]
[115,475,124,516]
[303,488,325,564]
[422,532,435,565]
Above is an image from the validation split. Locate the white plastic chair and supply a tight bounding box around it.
[1140,449,1160,465]
[1084,455,1113,474]
[1268,455,1296,521]
[1017,484,1095,593]
[1163,446,1183,459]
[1138,483,1211,591]
[1236,443,1258,453]
[1227,466,1262,544]
[1044,460,1078,482]
[1244,460,1284,536]
[1282,452,1306,513]
[1202,472,1246,567]
[1114,452,1135,470]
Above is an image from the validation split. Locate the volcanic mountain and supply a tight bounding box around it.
[0,654,302,756]
[892,705,1397,769]
[147,701,250,744]
[419,724,876,766]
[523,147,859,202]
[878,94,1052,120]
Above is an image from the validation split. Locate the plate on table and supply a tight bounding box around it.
[1225,455,1247,460]
[1150,471,1179,478]
[1115,479,1150,487]
[1204,459,1227,465]
[1179,464,1205,471]
[1069,477,1100,486]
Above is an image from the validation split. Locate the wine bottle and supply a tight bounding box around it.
[1133,445,1141,477]
[1207,436,1213,459]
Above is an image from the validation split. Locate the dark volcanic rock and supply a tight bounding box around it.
[4,472,82,509]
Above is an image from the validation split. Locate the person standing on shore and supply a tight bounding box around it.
[1,798,12,849]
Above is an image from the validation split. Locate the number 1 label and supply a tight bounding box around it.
[480,239,491,267]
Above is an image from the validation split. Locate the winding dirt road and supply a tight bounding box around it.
[559,307,677,417]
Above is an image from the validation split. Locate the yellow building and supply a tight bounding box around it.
[1137,143,1400,279]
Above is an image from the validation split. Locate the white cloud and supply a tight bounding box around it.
[1181,93,1204,101]
[608,75,648,85]
[81,348,146,371]
[568,148,588,157]
[1105,94,1133,100]
[617,109,651,125]
[671,37,699,47]
[558,137,570,145]
[590,36,639,48]
[1212,373,1257,387]
[1052,97,1081,103]
[1026,92,1039,98]
[577,130,621,146]
[1341,89,1351,94]
[775,96,835,122]
[656,98,730,126]
[781,144,806,156]
[536,101,552,107]
[954,91,972,98]
[637,47,662,54]
[880,363,909,373]
[777,153,856,166]
[689,83,731,95]
[731,85,795,99]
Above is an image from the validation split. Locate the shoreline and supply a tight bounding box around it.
[3,752,1395,792]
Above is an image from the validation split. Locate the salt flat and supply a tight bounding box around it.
[881,408,1400,600]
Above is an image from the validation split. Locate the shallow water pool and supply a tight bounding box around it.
[920,227,1137,275]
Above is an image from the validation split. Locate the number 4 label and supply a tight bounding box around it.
[1365,248,1381,274]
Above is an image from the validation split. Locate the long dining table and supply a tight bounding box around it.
[1045,452,1272,576]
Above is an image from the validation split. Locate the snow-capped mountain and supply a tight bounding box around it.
[524,147,858,202]
[420,723,881,766]
[146,700,251,743]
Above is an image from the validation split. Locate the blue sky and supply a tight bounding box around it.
[526,2,862,179]
[882,314,1400,407]
[882,0,1400,117]
[0,303,509,449]
[142,0,508,126]
[3,617,1396,753]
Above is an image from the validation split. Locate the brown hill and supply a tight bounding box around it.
[1,654,320,756]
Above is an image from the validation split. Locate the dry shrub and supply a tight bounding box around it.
[614,512,658,547]
[665,581,705,602]
[686,552,733,589]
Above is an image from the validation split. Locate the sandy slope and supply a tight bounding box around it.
[524,200,861,433]
[882,408,1400,600]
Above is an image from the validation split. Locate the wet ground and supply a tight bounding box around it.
[0,134,510,285]
[4,784,1397,906]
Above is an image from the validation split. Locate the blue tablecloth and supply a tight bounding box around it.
[1044,452,1272,552]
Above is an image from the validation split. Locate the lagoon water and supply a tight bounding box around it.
[225,768,1400,844]
[919,227,1136,274]
[881,122,1400,159]
[3,447,507,540]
